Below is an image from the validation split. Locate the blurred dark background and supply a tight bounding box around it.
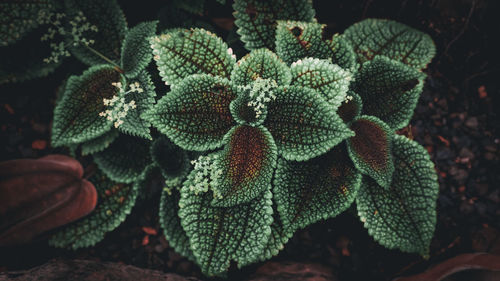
[1,1,499,280]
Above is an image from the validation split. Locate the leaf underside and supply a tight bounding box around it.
[65,0,127,66]
[145,74,236,151]
[264,86,354,161]
[233,0,315,50]
[356,134,438,256]
[231,48,291,86]
[290,57,351,109]
[211,125,277,207]
[151,28,235,86]
[49,170,139,249]
[344,18,436,69]
[93,134,151,183]
[121,21,158,78]
[179,169,273,276]
[274,147,361,233]
[51,65,124,147]
[347,115,394,188]
[352,55,425,130]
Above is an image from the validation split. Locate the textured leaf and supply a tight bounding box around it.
[151,28,235,86]
[337,91,362,124]
[49,170,139,249]
[356,135,439,256]
[274,147,361,233]
[144,74,236,151]
[233,0,315,50]
[352,55,425,130]
[65,0,127,66]
[121,21,158,78]
[93,135,151,183]
[0,25,62,84]
[275,21,358,71]
[81,129,119,156]
[347,115,394,188]
[117,71,156,139]
[211,125,277,207]
[0,0,56,46]
[51,65,125,147]
[290,58,352,109]
[328,34,359,72]
[179,169,273,276]
[150,136,190,185]
[0,155,97,246]
[231,48,291,86]
[159,184,195,261]
[344,18,436,69]
[264,86,354,161]
[258,206,293,261]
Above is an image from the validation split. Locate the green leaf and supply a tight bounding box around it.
[328,34,359,72]
[151,28,235,86]
[275,21,358,71]
[159,184,196,261]
[231,48,291,86]
[290,58,352,109]
[144,74,236,151]
[49,170,139,249]
[352,55,425,130]
[65,0,127,66]
[337,91,362,124]
[258,205,293,261]
[179,169,273,276]
[0,0,56,46]
[51,65,125,147]
[274,147,361,233]
[344,18,436,69]
[356,134,439,256]
[93,134,151,183]
[121,21,158,78]
[275,20,329,65]
[347,115,394,188]
[264,86,354,161]
[81,129,119,156]
[151,136,191,185]
[117,71,156,139]
[211,125,277,207]
[233,0,315,50]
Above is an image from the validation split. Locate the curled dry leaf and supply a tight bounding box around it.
[0,154,97,246]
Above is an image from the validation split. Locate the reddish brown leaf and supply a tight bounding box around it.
[0,154,97,246]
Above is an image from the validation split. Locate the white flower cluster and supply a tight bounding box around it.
[40,11,98,63]
[246,78,277,119]
[343,95,354,103]
[99,81,143,128]
[188,155,223,199]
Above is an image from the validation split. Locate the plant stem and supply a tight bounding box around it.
[83,44,124,74]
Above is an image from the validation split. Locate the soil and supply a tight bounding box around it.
[1,0,499,280]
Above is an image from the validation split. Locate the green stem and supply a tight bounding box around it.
[83,44,124,73]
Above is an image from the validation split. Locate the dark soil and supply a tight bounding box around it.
[1,0,499,280]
